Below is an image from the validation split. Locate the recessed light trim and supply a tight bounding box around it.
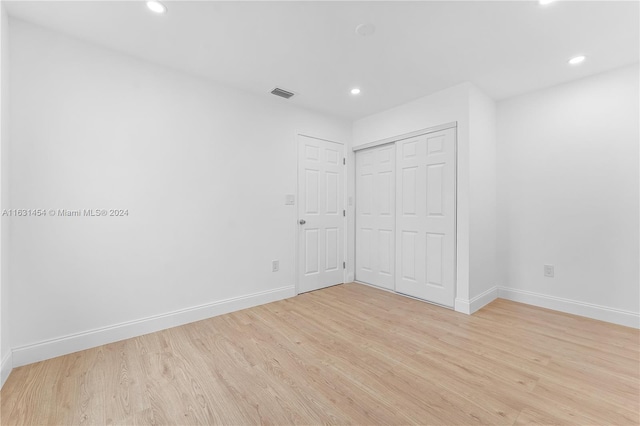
[350,88,361,95]
[146,1,167,14]
[568,55,586,65]
[538,0,556,5]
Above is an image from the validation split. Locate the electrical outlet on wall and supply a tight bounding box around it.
[544,264,554,278]
[272,260,279,272]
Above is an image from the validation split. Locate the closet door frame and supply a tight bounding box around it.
[353,121,457,307]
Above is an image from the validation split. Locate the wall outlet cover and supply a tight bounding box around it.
[544,264,554,278]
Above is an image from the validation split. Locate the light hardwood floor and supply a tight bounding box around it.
[1,283,639,425]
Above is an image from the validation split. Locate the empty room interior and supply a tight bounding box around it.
[0,0,638,424]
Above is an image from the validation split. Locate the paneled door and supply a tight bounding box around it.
[395,128,456,307]
[355,144,395,290]
[297,135,344,293]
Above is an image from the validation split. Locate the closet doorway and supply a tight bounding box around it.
[354,124,457,307]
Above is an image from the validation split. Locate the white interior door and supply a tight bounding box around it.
[297,135,344,293]
[355,144,395,290]
[395,128,456,307]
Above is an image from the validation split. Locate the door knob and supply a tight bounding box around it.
[299,219,306,225]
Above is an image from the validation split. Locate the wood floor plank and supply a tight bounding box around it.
[474,306,640,361]
[2,283,638,425]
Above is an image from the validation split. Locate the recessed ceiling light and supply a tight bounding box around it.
[350,88,361,95]
[539,0,556,5]
[146,1,167,14]
[568,55,586,65]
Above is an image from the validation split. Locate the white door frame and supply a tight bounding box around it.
[352,122,457,307]
[295,133,347,295]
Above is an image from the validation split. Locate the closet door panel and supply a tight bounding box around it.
[355,144,396,290]
[395,128,456,307]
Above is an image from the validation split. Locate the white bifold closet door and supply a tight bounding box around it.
[355,144,395,290]
[395,128,456,307]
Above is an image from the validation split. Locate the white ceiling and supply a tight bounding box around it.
[6,1,639,120]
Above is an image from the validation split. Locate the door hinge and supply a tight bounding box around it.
[343,209,346,217]
[343,158,346,165]
[343,261,346,269]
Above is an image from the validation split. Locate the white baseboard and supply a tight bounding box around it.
[1,351,12,389]
[498,287,640,329]
[455,286,498,315]
[12,285,296,368]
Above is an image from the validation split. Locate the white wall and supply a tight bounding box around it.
[352,83,471,148]
[0,2,11,386]
[352,82,498,312]
[497,64,640,327]
[468,87,497,302]
[8,19,351,365]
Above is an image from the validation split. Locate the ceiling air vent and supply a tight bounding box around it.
[271,87,295,99]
